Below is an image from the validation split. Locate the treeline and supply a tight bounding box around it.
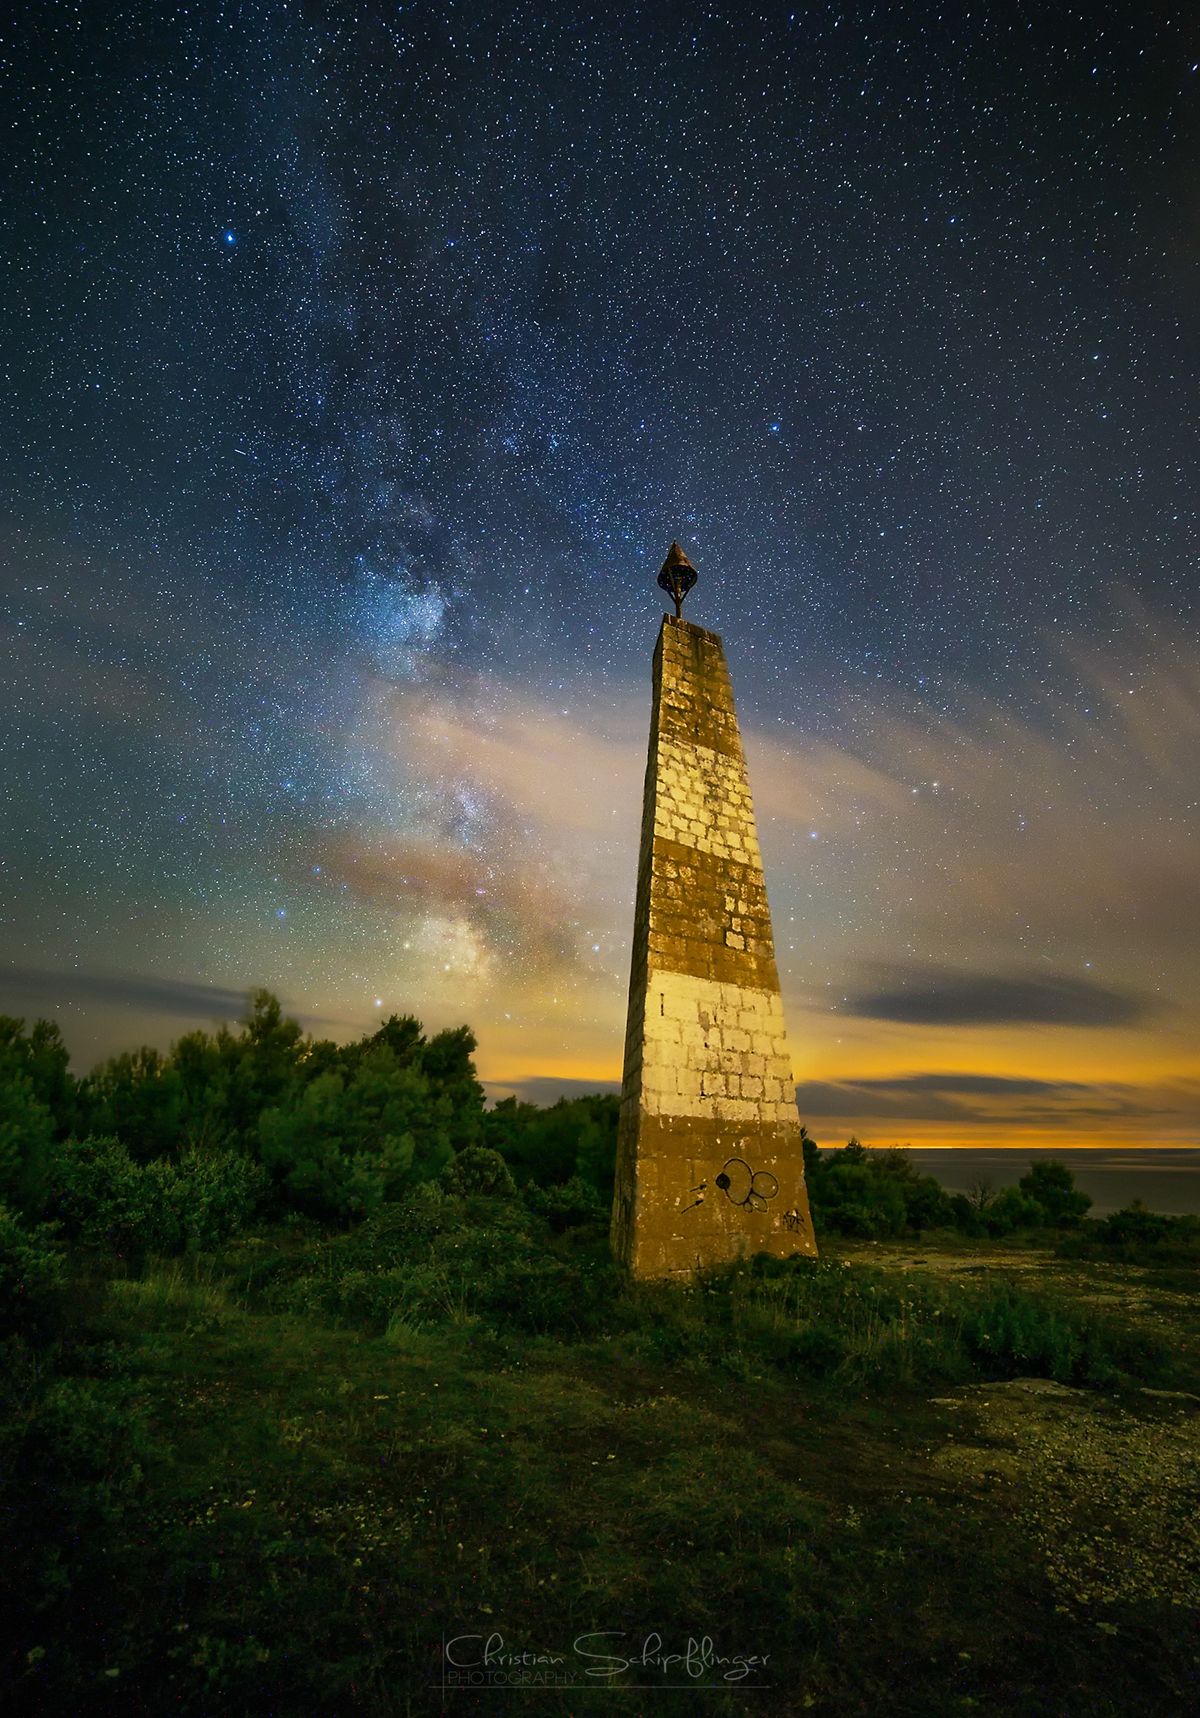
[0,992,617,1265]
[804,1136,1200,1257]
[803,1136,1093,1238]
[3,992,1193,1269]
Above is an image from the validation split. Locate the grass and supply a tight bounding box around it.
[4,1209,1198,1715]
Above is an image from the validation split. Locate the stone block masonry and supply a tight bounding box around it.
[611,614,817,1277]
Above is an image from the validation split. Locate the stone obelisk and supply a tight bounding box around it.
[611,543,817,1277]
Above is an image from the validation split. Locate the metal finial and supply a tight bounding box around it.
[656,541,697,619]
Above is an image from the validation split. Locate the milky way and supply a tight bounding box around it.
[3,3,1198,1148]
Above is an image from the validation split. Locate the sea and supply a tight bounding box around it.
[905,1149,1200,1218]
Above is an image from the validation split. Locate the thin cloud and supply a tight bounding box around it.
[794,1072,1193,1126]
[0,968,252,1021]
[484,1075,621,1105]
[841,965,1157,1028]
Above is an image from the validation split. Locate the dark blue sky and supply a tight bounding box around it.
[3,2,1198,1147]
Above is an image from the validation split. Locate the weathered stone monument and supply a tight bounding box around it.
[611,543,818,1276]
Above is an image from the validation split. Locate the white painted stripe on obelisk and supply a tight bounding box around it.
[637,968,799,1123]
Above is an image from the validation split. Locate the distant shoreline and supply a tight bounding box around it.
[904,1147,1200,1217]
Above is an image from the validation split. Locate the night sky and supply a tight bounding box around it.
[4,2,1198,1150]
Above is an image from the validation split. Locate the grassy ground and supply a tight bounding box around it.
[836,1232,1200,1353]
[6,1219,1199,1716]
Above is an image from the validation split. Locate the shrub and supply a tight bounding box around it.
[48,1136,182,1262]
[523,1174,606,1231]
[811,1159,908,1237]
[46,1137,265,1264]
[485,1092,619,1192]
[440,1145,517,1198]
[269,1193,620,1338]
[171,1148,268,1250]
[1101,1201,1171,1246]
[688,1256,1176,1393]
[985,1187,1047,1235]
[786,1323,849,1377]
[1057,1204,1200,1268]
[476,1251,620,1335]
[0,1359,154,1650]
[0,1203,65,1338]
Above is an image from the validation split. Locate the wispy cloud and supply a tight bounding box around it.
[484,1075,621,1105]
[794,1071,1200,1132]
[0,967,253,1022]
[839,964,1158,1028]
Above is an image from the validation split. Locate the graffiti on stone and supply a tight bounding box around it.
[714,1157,779,1213]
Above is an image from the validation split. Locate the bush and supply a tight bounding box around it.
[475,1251,620,1335]
[801,1141,1096,1242]
[46,1137,266,1264]
[49,1136,182,1262]
[786,1323,848,1377]
[485,1092,619,1193]
[440,1145,517,1198]
[172,1148,268,1250]
[269,1193,620,1338]
[985,1187,1047,1235]
[0,1355,154,1664]
[955,1278,1168,1386]
[1057,1204,1200,1268]
[1101,1201,1173,1246]
[811,1158,908,1237]
[523,1174,606,1231]
[0,1203,65,1338]
[688,1255,1176,1393]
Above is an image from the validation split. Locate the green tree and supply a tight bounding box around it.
[484,1096,535,1171]
[809,1143,908,1238]
[79,1047,186,1162]
[800,1124,821,1179]
[224,990,305,1141]
[0,1018,76,1136]
[357,1014,425,1070]
[259,1046,451,1219]
[159,993,306,1153]
[574,1099,619,1197]
[0,1043,56,1214]
[420,1025,486,1150]
[170,1026,234,1149]
[485,1095,605,1188]
[1018,1161,1092,1227]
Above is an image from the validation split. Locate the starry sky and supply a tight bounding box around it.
[4,1,1199,1150]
